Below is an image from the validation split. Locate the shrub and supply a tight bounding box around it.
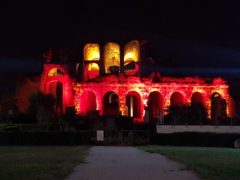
[0,131,94,145]
[152,132,240,147]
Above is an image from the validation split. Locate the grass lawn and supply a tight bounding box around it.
[141,145,240,180]
[0,146,89,180]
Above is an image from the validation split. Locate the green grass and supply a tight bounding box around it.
[141,145,240,180]
[0,146,89,180]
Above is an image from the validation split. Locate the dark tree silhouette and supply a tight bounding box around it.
[189,103,208,124]
[28,92,56,125]
[165,104,207,125]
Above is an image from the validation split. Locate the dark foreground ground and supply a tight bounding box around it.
[66,146,199,180]
[141,146,240,180]
[1,146,240,180]
[0,146,89,180]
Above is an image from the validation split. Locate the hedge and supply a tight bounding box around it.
[0,131,95,145]
[152,132,240,147]
[0,131,239,147]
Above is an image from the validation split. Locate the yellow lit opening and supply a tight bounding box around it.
[48,68,64,76]
[104,42,120,73]
[124,40,140,65]
[88,63,100,71]
[84,43,100,61]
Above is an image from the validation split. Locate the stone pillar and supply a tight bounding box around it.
[96,94,103,116]
[206,92,212,119]
[164,92,171,116]
[206,99,211,119]
[119,94,127,116]
[223,92,233,118]
[73,85,83,114]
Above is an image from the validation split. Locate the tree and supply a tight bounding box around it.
[189,103,207,124]
[28,92,56,125]
[165,105,188,124]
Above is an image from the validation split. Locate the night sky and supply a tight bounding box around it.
[1,1,240,101]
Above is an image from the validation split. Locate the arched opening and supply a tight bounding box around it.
[104,43,120,74]
[165,92,186,124]
[80,91,97,116]
[83,63,100,81]
[170,92,185,107]
[147,91,163,122]
[124,40,140,63]
[48,81,63,114]
[191,92,204,105]
[126,91,141,119]
[103,91,119,116]
[190,92,207,124]
[83,43,100,61]
[48,68,64,77]
[56,82,63,114]
[211,92,227,122]
[124,40,140,75]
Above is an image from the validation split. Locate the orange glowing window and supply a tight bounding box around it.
[124,40,140,65]
[88,63,100,71]
[104,42,120,73]
[84,63,100,80]
[48,68,64,77]
[84,43,100,61]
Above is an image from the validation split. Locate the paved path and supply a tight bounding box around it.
[66,146,199,180]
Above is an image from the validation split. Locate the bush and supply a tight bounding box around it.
[0,131,94,145]
[115,115,134,130]
[152,132,240,147]
[9,113,36,124]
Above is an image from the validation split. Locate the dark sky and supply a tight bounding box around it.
[1,1,240,97]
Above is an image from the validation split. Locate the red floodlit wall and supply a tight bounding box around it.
[39,42,233,123]
[40,65,233,123]
[73,75,233,123]
[40,64,73,112]
[16,78,40,113]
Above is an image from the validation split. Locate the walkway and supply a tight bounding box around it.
[66,146,199,180]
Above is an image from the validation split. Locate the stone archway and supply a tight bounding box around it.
[170,92,185,107]
[48,81,63,114]
[167,91,186,124]
[103,91,119,116]
[80,91,97,116]
[126,91,141,119]
[211,92,227,122]
[191,92,204,105]
[190,92,207,124]
[147,91,164,122]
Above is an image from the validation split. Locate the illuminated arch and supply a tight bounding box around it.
[104,42,120,74]
[124,40,140,63]
[103,91,119,116]
[191,92,205,105]
[48,81,63,114]
[191,92,207,124]
[124,40,140,75]
[84,63,100,80]
[48,68,64,77]
[211,92,227,121]
[87,63,99,71]
[147,91,164,121]
[170,92,185,107]
[80,91,97,116]
[126,91,141,119]
[83,43,100,61]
